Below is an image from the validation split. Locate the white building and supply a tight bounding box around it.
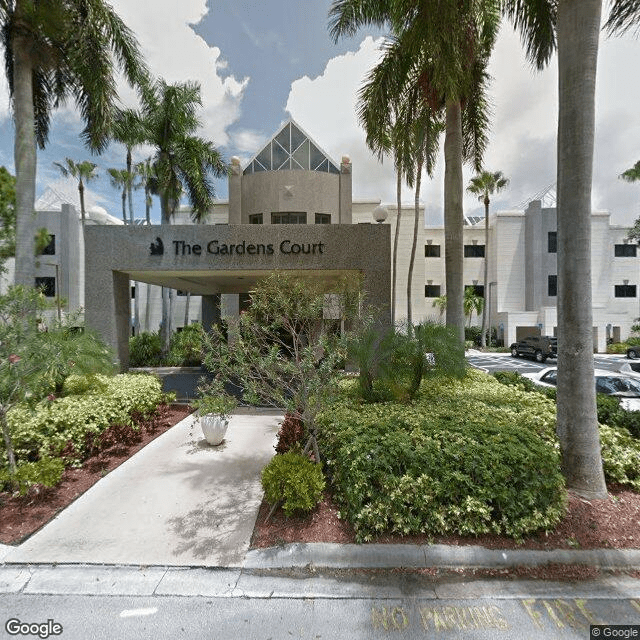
[7,122,639,354]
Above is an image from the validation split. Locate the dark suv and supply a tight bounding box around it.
[510,335,557,363]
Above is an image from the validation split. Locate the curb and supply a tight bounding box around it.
[243,543,640,571]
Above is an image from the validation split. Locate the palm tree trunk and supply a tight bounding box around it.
[184,292,191,326]
[443,101,465,344]
[160,192,171,353]
[12,32,37,288]
[121,189,127,224]
[556,0,607,499]
[78,181,86,227]
[392,169,402,326]
[480,197,490,347]
[127,149,135,225]
[407,161,422,330]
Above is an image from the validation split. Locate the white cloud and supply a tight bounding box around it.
[285,25,640,226]
[110,0,248,147]
[286,37,414,205]
[0,0,248,149]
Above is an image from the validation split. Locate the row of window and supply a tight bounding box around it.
[425,285,485,298]
[425,245,485,258]
[548,232,638,257]
[249,212,331,225]
[425,277,638,299]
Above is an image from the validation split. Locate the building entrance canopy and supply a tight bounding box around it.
[85,223,390,368]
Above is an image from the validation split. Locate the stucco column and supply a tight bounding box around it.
[228,156,242,224]
[339,156,352,224]
[201,294,221,332]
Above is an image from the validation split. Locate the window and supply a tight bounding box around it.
[244,122,340,175]
[548,275,557,297]
[41,234,55,256]
[615,284,637,297]
[176,290,188,296]
[425,285,441,297]
[249,213,263,224]
[540,370,557,386]
[615,244,637,257]
[548,232,557,254]
[464,244,485,258]
[315,213,331,224]
[131,286,136,299]
[271,212,307,224]
[35,277,55,298]
[424,244,441,257]
[465,284,484,298]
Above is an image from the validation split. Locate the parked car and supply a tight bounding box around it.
[523,367,640,411]
[618,361,640,378]
[627,346,640,359]
[510,335,557,362]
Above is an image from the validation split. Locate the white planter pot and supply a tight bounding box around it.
[200,414,229,446]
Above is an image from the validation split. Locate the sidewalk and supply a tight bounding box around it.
[2,408,640,592]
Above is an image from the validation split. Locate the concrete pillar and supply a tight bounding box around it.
[339,156,352,224]
[201,294,221,332]
[228,156,242,224]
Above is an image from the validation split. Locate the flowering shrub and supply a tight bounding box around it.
[317,370,566,542]
[5,373,163,467]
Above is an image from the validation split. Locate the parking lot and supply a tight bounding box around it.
[466,351,628,375]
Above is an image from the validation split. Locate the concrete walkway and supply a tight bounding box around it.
[1,410,281,567]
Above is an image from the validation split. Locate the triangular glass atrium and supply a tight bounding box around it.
[243,121,340,175]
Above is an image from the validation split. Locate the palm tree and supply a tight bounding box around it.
[432,295,447,319]
[463,286,484,327]
[620,161,640,242]
[467,170,509,347]
[111,108,147,224]
[107,167,133,225]
[53,159,98,227]
[503,0,640,498]
[329,0,500,344]
[357,38,444,329]
[1,0,147,288]
[141,78,227,350]
[134,158,157,332]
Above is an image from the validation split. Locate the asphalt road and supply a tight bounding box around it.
[466,352,629,376]
[2,573,640,640]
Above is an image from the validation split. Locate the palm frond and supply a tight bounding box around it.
[605,0,640,35]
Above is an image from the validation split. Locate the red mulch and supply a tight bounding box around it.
[250,486,640,552]
[0,404,192,545]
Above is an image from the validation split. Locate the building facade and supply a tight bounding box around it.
[9,120,639,358]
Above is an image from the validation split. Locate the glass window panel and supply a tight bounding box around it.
[275,123,291,153]
[314,158,329,173]
[253,159,266,172]
[309,143,326,170]
[257,144,272,170]
[272,141,289,170]
[328,162,340,175]
[292,139,310,169]
[290,123,306,152]
[291,157,304,170]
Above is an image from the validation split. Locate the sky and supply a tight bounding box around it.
[0,1,639,226]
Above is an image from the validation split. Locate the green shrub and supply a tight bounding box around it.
[317,370,566,542]
[261,449,325,516]
[607,342,629,354]
[0,457,65,495]
[129,332,163,367]
[167,323,205,366]
[5,373,163,466]
[62,374,109,396]
[599,425,640,490]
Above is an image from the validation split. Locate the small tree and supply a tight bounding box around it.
[464,287,484,327]
[0,286,114,477]
[201,272,363,463]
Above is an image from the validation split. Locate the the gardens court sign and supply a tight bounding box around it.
[85,223,391,369]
